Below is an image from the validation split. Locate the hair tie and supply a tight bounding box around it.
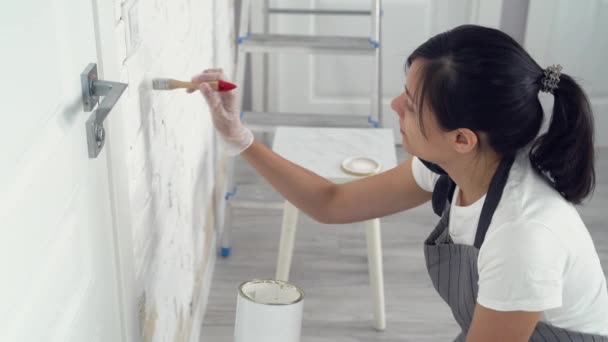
[540,64,562,94]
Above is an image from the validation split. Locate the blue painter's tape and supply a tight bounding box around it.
[224,186,238,201]
[240,111,244,120]
[368,116,380,128]
[220,247,232,257]
[380,8,384,17]
[237,32,251,45]
[368,39,380,49]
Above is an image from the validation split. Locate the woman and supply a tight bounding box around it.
[194,25,608,341]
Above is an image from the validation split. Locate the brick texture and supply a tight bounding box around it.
[116,0,236,340]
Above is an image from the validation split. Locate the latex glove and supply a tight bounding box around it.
[192,68,253,155]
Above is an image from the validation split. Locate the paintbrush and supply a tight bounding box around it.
[152,78,237,92]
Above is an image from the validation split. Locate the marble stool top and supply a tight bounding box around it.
[272,127,398,183]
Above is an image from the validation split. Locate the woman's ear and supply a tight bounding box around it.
[452,128,478,154]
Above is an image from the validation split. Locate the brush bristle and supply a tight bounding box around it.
[152,78,171,90]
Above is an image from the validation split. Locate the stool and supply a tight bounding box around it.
[272,127,397,331]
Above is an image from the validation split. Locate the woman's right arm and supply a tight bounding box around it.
[194,69,432,223]
[242,140,432,224]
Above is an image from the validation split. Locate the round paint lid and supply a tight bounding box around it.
[341,156,382,176]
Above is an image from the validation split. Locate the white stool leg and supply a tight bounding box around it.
[276,201,299,281]
[365,218,386,331]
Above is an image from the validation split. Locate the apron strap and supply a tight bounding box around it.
[420,158,447,175]
[473,155,515,249]
[432,175,456,216]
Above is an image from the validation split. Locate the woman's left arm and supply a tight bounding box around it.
[467,303,541,342]
[469,219,567,341]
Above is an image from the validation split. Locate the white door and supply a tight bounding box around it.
[252,0,503,139]
[0,1,130,341]
[524,0,608,147]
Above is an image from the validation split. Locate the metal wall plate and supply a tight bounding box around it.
[85,115,105,158]
[81,63,99,112]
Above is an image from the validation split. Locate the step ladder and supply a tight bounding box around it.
[219,0,383,254]
[236,0,383,132]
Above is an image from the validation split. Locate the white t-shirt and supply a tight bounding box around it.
[411,153,608,336]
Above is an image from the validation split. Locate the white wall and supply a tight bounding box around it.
[524,0,608,147]
[115,0,235,341]
[500,0,529,45]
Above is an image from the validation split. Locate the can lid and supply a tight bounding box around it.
[238,279,304,305]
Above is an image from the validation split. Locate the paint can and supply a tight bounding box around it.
[234,279,305,342]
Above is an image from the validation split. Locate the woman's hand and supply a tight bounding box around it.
[192,68,253,155]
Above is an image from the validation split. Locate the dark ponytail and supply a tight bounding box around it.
[406,25,596,204]
[530,74,595,204]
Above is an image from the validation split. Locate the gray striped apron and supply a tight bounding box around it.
[423,156,608,341]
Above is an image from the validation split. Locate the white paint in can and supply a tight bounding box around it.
[234,279,304,342]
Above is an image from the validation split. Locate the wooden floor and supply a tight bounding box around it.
[201,147,608,341]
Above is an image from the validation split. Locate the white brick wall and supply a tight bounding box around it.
[116,0,236,340]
